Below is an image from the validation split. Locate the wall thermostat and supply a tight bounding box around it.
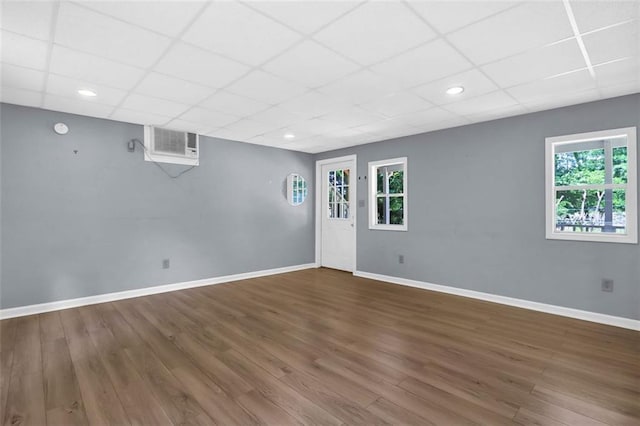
[54,122,69,135]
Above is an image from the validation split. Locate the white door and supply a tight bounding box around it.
[320,159,355,271]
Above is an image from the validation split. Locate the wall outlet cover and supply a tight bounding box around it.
[601,279,614,292]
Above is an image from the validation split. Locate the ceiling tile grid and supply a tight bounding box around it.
[0,0,638,154]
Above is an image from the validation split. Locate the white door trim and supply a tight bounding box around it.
[315,155,357,272]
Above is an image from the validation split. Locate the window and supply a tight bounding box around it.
[545,127,637,244]
[328,168,350,219]
[369,157,407,231]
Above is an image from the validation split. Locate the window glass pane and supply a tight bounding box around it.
[343,169,350,185]
[343,185,349,201]
[329,187,335,202]
[376,197,386,225]
[613,189,627,232]
[329,170,335,185]
[342,203,350,219]
[613,146,628,184]
[389,170,404,194]
[329,202,335,218]
[555,189,626,234]
[389,196,404,225]
[554,149,605,186]
[336,170,343,186]
[377,168,385,194]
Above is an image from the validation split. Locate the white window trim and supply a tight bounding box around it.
[369,157,408,231]
[545,126,637,244]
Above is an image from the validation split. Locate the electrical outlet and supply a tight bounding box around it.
[162,258,170,269]
[601,278,614,292]
[398,255,405,264]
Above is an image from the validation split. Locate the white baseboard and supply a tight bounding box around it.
[354,270,640,331]
[0,263,316,320]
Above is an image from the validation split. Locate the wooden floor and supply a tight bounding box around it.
[1,268,638,425]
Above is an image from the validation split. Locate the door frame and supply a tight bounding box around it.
[315,155,357,272]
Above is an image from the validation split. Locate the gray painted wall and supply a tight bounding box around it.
[316,94,640,320]
[0,103,315,309]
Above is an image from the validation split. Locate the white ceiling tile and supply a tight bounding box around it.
[284,118,345,135]
[164,119,217,135]
[1,63,45,92]
[248,107,303,128]
[0,1,54,40]
[350,116,420,138]
[155,42,250,88]
[80,1,206,37]
[0,87,42,108]
[2,0,635,152]
[481,39,586,88]
[49,45,146,90]
[246,1,362,34]
[278,91,348,118]
[599,80,640,99]
[360,92,433,118]
[54,3,172,68]
[135,72,216,105]
[263,40,360,88]
[507,70,597,104]
[318,106,385,129]
[182,1,301,66]
[219,118,282,140]
[199,90,270,117]
[447,2,574,64]
[407,1,517,34]
[570,0,639,33]
[226,70,308,104]
[317,70,401,104]
[393,106,464,128]
[43,94,114,119]
[254,128,315,146]
[371,39,472,88]
[413,69,498,106]
[178,107,240,128]
[594,57,640,86]
[583,21,638,65]
[121,94,190,117]
[442,91,519,116]
[465,104,528,123]
[313,1,436,66]
[1,31,48,70]
[46,74,128,106]
[109,108,172,126]
[410,116,472,134]
[523,88,601,113]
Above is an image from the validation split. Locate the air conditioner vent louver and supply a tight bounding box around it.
[154,128,187,155]
[143,125,199,166]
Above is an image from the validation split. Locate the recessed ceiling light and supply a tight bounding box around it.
[446,86,464,95]
[283,132,296,140]
[77,89,97,97]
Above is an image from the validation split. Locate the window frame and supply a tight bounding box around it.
[369,157,408,231]
[545,126,637,244]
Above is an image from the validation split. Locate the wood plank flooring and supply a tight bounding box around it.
[1,268,638,425]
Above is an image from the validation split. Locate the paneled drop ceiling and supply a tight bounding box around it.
[1,0,638,153]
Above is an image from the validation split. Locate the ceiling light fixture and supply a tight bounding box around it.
[283,132,296,140]
[446,86,464,95]
[77,89,97,97]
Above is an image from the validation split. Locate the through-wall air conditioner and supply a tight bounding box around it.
[144,125,199,166]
